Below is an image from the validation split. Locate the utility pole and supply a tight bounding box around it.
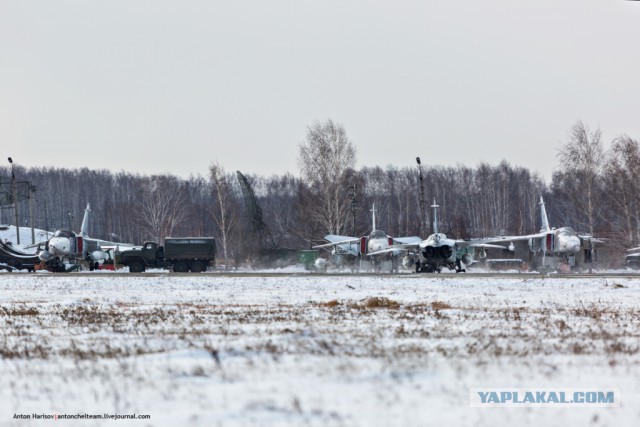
[8,157,19,245]
[29,184,36,244]
[348,184,358,254]
[44,200,50,239]
[348,184,357,237]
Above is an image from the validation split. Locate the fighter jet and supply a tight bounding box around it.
[370,199,507,273]
[313,204,421,272]
[484,196,603,270]
[625,247,640,269]
[38,203,133,272]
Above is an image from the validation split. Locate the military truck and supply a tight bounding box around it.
[119,237,216,273]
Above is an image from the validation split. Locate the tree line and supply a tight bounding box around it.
[1,120,638,266]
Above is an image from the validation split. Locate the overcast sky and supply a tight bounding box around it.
[1,1,639,181]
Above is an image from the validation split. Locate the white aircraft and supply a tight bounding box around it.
[625,247,640,269]
[313,204,421,272]
[484,196,602,270]
[371,199,507,273]
[38,203,132,272]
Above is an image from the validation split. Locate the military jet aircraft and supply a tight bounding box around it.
[370,199,507,273]
[313,204,421,272]
[38,203,134,272]
[483,196,603,270]
[625,247,640,269]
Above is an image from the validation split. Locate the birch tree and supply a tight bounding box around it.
[209,162,236,269]
[298,119,357,236]
[136,175,188,243]
[604,135,640,246]
[555,121,604,235]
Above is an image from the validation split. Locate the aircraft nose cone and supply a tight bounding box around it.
[568,238,581,254]
[50,238,70,255]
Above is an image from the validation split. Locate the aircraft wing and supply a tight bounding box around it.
[366,248,397,256]
[368,242,421,257]
[393,236,422,245]
[459,241,516,250]
[578,234,605,244]
[313,235,359,248]
[313,235,360,256]
[84,237,137,250]
[478,232,548,244]
[454,234,547,251]
[361,236,422,257]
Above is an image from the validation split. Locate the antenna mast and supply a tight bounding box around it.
[431,198,439,234]
[416,157,427,236]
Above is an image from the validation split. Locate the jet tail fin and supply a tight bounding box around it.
[431,198,439,234]
[539,196,550,232]
[80,203,91,238]
[371,204,377,232]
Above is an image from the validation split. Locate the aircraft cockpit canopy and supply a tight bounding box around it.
[557,227,576,236]
[369,230,387,240]
[53,229,75,239]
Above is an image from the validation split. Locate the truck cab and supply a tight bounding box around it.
[119,242,162,272]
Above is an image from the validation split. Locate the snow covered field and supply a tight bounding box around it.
[0,273,639,426]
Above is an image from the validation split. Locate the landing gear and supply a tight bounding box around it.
[46,259,66,273]
[415,262,439,273]
[455,259,466,273]
[390,257,398,273]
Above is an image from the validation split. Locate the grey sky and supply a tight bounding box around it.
[1,1,639,181]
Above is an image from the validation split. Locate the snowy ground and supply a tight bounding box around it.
[0,273,639,426]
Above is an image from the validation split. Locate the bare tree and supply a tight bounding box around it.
[298,119,357,236]
[261,173,300,248]
[555,121,604,235]
[136,175,188,243]
[603,135,640,246]
[209,162,237,269]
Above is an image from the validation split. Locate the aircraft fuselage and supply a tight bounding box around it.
[416,233,460,272]
[529,227,581,256]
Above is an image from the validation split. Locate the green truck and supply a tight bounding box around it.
[119,237,216,273]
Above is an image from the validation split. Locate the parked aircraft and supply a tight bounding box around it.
[38,203,133,272]
[485,196,603,270]
[0,239,40,271]
[625,247,640,269]
[313,204,421,272]
[370,199,507,273]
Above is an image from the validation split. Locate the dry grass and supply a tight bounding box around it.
[1,305,39,316]
[362,297,400,309]
[1,293,639,362]
[320,300,341,308]
[431,301,452,310]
